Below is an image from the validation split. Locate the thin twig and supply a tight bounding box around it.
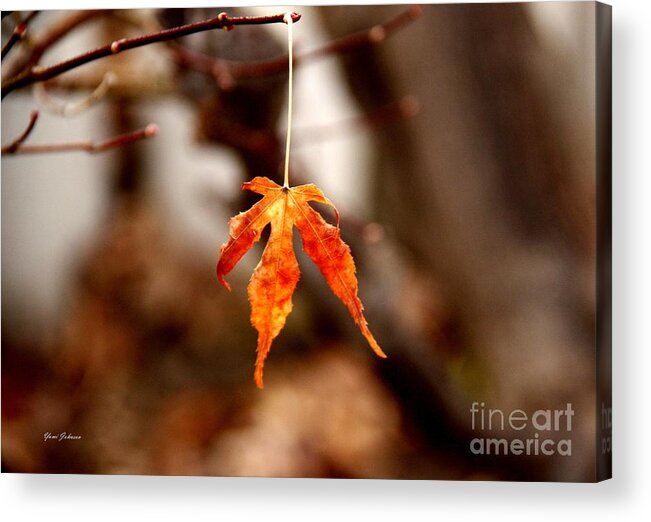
[1,123,158,156]
[173,6,423,83]
[2,10,108,81]
[300,5,423,62]
[1,110,39,154]
[1,11,39,60]
[1,11,301,98]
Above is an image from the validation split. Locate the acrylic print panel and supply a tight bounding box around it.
[1,2,611,482]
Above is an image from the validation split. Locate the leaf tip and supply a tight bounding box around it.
[216,266,232,291]
[367,335,387,359]
[373,345,388,359]
[254,369,265,389]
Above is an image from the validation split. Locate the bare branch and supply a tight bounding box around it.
[1,11,302,98]
[3,10,108,80]
[1,123,158,156]
[1,11,39,60]
[172,6,423,84]
[233,5,423,78]
[1,110,39,153]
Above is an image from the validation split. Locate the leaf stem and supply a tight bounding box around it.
[282,12,294,188]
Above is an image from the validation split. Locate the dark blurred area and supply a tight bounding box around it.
[2,4,597,481]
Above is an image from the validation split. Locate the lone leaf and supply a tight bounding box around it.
[217,176,386,388]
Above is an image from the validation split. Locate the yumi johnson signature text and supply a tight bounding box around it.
[43,432,82,442]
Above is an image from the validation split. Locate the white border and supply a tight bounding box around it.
[2,0,650,520]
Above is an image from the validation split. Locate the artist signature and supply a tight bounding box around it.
[43,432,82,442]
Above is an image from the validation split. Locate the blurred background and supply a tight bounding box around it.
[2,3,597,481]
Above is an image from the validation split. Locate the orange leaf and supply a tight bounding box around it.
[217,176,386,388]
